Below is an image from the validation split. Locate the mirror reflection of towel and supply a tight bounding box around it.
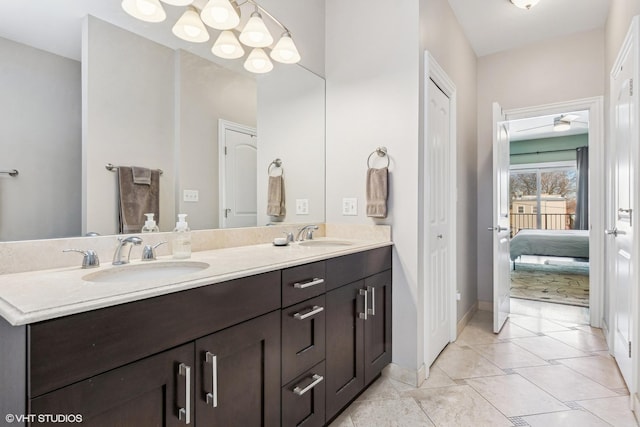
[366,167,388,218]
[118,166,160,233]
[267,175,286,217]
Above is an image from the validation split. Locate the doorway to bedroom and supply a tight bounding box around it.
[507,109,591,315]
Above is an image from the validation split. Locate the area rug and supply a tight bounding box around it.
[511,262,589,307]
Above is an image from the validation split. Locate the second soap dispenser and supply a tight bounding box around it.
[141,213,160,233]
[172,214,191,259]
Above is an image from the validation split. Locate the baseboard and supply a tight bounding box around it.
[478,300,492,312]
[633,393,640,424]
[457,301,478,337]
[383,363,426,388]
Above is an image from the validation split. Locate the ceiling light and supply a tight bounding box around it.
[211,30,245,59]
[172,7,209,42]
[200,0,240,30]
[244,48,273,73]
[161,0,193,5]
[122,0,166,22]
[553,117,571,132]
[270,32,301,64]
[509,0,540,10]
[239,11,274,48]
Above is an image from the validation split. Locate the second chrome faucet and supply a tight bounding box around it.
[112,236,143,265]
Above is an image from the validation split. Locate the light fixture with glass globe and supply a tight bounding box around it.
[172,7,210,43]
[122,0,300,73]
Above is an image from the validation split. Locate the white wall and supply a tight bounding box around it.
[421,0,478,323]
[257,65,325,226]
[326,0,422,373]
[176,50,256,230]
[83,16,175,235]
[0,37,81,241]
[476,29,605,303]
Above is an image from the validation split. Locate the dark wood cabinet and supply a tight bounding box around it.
[1,245,392,427]
[364,270,392,385]
[30,343,195,427]
[195,310,280,427]
[325,247,393,422]
[325,281,365,420]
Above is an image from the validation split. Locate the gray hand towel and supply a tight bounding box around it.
[366,167,388,218]
[267,175,286,217]
[118,167,160,233]
[132,166,152,185]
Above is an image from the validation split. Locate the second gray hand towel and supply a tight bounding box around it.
[366,167,388,218]
[267,175,286,217]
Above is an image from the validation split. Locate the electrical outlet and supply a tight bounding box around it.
[183,190,199,202]
[342,198,357,216]
[296,199,309,215]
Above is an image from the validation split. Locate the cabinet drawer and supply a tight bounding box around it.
[281,361,325,427]
[281,295,326,384]
[326,246,392,291]
[282,261,326,307]
[29,271,280,398]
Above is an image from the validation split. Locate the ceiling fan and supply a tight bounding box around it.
[515,114,588,133]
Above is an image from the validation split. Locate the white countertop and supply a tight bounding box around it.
[0,238,392,326]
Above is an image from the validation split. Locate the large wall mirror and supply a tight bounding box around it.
[0,0,325,241]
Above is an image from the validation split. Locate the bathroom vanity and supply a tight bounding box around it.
[0,240,392,426]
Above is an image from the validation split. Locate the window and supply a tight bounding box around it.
[532,207,537,213]
[517,206,524,213]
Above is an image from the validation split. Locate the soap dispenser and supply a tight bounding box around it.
[172,214,191,259]
[141,213,160,233]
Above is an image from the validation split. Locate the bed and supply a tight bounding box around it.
[510,229,590,261]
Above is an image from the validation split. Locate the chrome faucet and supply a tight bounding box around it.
[296,225,318,241]
[141,241,167,261]
[112,236,143,265]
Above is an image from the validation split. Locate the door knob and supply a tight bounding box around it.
[488,225,508,232]
[605,228,626,237]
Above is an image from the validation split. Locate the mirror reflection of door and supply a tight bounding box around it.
[219,120,257,228]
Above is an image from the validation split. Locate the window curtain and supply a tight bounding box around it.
[574,146,589,230]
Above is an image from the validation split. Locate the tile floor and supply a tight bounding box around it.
[329,308,639,427]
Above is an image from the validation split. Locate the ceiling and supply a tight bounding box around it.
[507,110,589,141]
[446,0,611,57]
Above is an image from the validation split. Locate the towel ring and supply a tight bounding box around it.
[367,147,390,168]
[268,158,284,176]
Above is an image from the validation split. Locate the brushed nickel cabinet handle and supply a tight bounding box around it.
[359,288,368,320]
[293,278,325,289]
[178,363,191,424]
[293,305,324,320]
[205,352,218,408]
[367,286,376,316]
[293,374,324,396]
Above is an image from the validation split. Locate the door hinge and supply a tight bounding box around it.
[630,79,634,96]
[224,146,227,155]
[630,341,632,358]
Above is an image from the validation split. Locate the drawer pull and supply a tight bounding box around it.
[293,305,324,320]
[178,363,191,424]
[358,288,368,320]
[205,352,218,408]
[367,286,376,316]
[293,277,325,289]
[293,374,324,396]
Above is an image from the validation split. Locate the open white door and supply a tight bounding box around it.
[608,23,636,387]
[491,102,511,333]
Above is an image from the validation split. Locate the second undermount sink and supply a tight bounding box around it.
[83,261,210,283]
[298,240,354,247]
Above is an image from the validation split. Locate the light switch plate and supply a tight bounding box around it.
[296,199,309,215]
[183,190,199,202]
[342,198,357,216]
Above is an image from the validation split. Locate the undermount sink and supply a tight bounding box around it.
[83,261,210,283]
[298,240,354,247]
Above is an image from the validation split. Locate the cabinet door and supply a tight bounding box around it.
[364,270,392,385]
[325,281,365,420]
[195,310,281,426]
[282,361,326,427]
[30,343,194,427]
